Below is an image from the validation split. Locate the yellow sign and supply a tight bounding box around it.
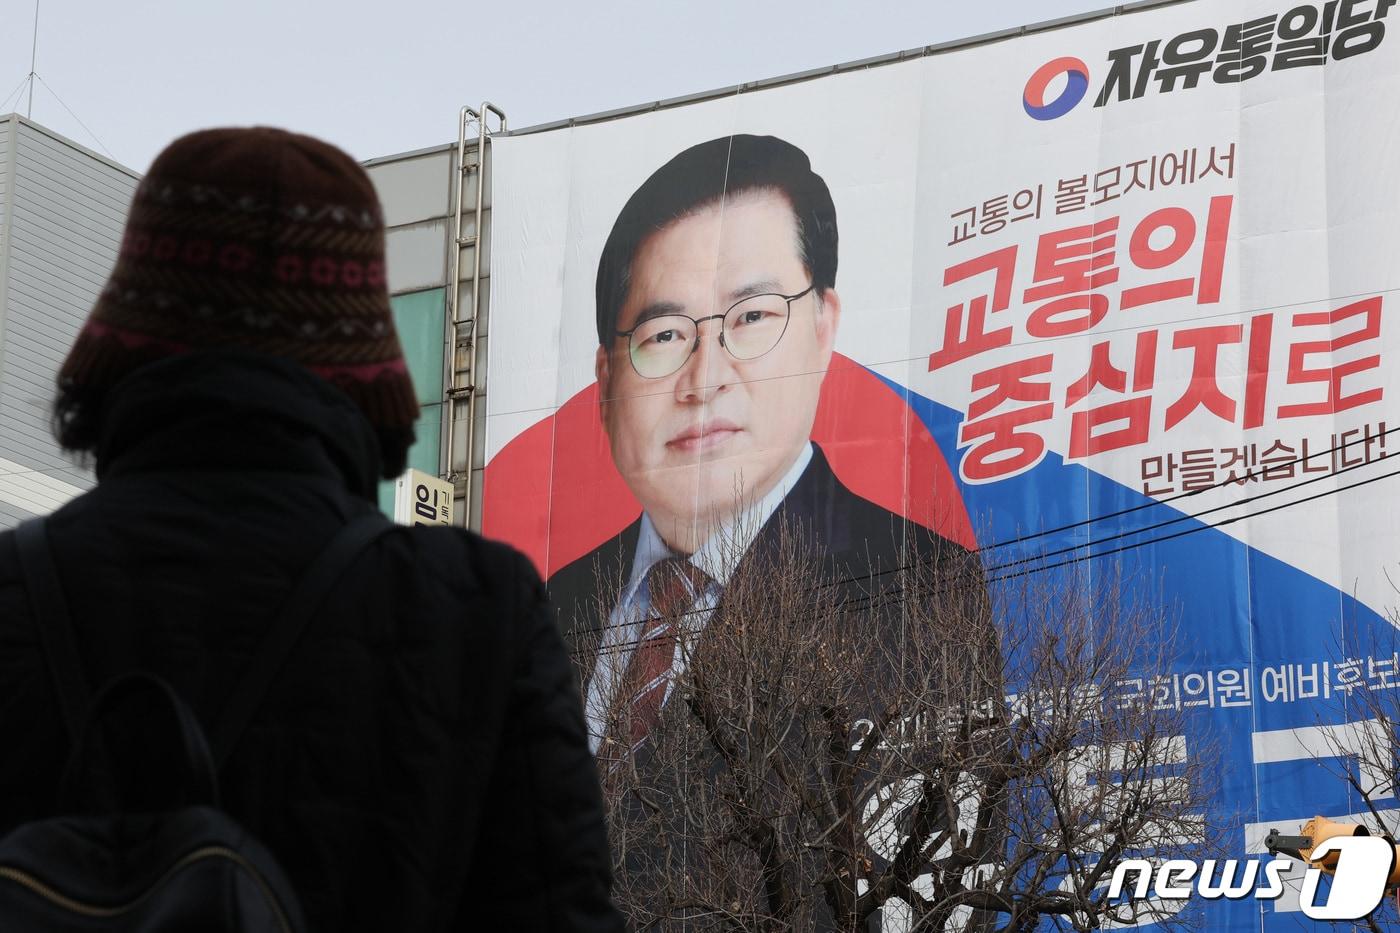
[393,469,453,527]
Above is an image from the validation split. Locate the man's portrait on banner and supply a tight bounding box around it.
[544,134,983,752]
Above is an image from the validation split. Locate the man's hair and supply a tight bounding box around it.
[594,134,838,347]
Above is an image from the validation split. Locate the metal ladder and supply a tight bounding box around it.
[443,103,506,531]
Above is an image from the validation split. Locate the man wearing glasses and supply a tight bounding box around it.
[548,134,981,760]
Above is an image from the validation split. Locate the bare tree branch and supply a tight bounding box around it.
[572,514,1221,931]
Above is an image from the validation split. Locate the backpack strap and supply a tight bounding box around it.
[210,511,393,769]
[14,518,91,741]
[59,671,223,814]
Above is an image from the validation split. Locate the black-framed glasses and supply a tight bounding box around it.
[615,284,816,379]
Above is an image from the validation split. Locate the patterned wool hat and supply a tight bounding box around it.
[59,126,419,430]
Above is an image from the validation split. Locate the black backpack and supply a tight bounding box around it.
[0,513,392,931]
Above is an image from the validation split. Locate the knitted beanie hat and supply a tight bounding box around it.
[59,126,419,431]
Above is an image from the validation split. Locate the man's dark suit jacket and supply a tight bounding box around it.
[548,443,985,692]
[547,443,992,929]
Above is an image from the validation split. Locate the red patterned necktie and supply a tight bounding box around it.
[616,557,710,758]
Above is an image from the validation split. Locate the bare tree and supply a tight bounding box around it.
[570,518,1219,932]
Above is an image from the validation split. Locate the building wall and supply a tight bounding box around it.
[0,115,138,529]
[375,286,447,516]
[0,116,469,529]
[365,138,491,529]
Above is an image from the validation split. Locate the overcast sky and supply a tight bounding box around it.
[2,0,1127,172]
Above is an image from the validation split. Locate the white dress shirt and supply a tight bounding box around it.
[584,443,815,752]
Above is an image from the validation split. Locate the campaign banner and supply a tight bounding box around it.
[478,1,1400,926]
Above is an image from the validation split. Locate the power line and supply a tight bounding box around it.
[787,425,1399,599]
[0,76,29,115]
[573,455,1399,661]
[970,424,1398,556]
[822,458,1400,629]
[984,461,1400,589]
[852,459,1400,617]
[33,75,114,160]
[2,406,1391,597]
[6,0,117,163]
[959,435,1395,579]
[576,455,1400,663]
[561,427,1398,652]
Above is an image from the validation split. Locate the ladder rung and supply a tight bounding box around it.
[456,235,477,247]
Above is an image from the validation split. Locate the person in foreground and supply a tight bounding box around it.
[0,127,623,931]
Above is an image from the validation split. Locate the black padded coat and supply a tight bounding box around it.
[0,350,623,932]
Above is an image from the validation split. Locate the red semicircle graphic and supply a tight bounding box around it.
[481,353,976,578]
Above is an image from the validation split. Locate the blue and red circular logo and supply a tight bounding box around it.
[1023,57,1090,121]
